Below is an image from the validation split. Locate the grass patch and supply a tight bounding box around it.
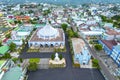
[54,47,66,52]
[27,49,40,52]
[73,63,80,68]
[49,63,65,68]
[29,58,40,64]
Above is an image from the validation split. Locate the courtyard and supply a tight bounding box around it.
[19,34,105,80]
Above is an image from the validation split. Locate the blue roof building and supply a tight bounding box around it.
[72,38,91,65]
[99,40,120,66]
[75,47,91,65]
[111,45,120,66]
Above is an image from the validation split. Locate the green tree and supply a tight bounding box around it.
[2,53,11,59]
[28,10,34,14]
[59,54,63,60]
[28,62,38,71]
[100,15,109,22]
[74,32,79,38]
[20,12,24,15]
[12,58,18,63]
[9,42,16,52]
[5,33,11,38]
[17,20,22,24]
[19,58,23,63]
[61,23,68,32]
[51,54,55,60]
[0,41,2,47]
[92,59,100,69]
[14,20,18,24]
[67,29,74,38]
[43,9,51,16]
[94,44,102,51]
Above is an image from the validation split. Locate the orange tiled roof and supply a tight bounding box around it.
[15,16,30,20]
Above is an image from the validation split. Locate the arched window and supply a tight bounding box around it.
[45,44,49,47]
[50,44,54,47]
[40,44,43,47]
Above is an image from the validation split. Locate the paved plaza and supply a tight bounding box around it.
[27,68,105,80]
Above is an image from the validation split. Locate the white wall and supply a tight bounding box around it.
[17,32,30,36]
[28,41,65,47]
[81,31,103,36]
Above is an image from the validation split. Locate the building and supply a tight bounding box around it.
[15,16,30,21]
[0,17,9,27]
[28,22,65,48]
[0,59,27,80]
[11,4,20,11]
[79,24,103,39]
[0,59,14,80]
[8,26,33,46]
[102,27,120,40]
[99,40,120,66]
[72,38,91,65]
[1,66,26,80]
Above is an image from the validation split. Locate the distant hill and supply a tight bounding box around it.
[0,0,120,4]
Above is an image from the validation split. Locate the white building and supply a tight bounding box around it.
[28,22,65,47]
[11,4,20,11]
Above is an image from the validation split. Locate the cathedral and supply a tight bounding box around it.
[28,22,65,48]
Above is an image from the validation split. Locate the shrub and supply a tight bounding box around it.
[19,58,23,63]
[89,40,93,44]
[12,58,18,63]
[94,44,102,51]
[2,53,11,59]
[74,32,79,38]
[5,33,11,38]
[9,42,16,52]
[61,23,68,32]
[51,54,55,60]
[17,64,20,67]
[28,62,38,71]
[92,59,100,69]
[0,41,2,47]
[59,54,63,60]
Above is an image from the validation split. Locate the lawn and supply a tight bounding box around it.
[29,58,40,63]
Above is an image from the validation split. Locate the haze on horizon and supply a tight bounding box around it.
[0,0,120,5]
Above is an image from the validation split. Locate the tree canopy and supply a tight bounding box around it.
[9,42,16,52]
[43,9,51,16]
[0,41,2,47]
[67,29,74,38]
[5,33,11,38]
[51,54,55,60]
[100,15,120,28]
[94,44,102,51]
[28,62,38,71]
[92,59,100,69]
[61,23,68,32]
[2,53,11,59]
